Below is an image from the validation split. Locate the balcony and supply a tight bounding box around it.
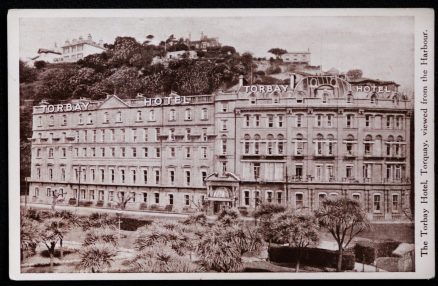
[342,177,359,183]
[314,152,335,159]
[344,151,356,159]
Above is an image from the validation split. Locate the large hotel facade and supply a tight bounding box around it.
[27,73,413,221]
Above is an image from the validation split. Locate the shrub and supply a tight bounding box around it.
[354,241,375,264]
[120,217,152,231]
[95,200,104,207]
[165,204,173,212]
[376,239,401,257]
[182,212,207,226]
[266,66,281,75]
[149,204,158,210]
[79,201,93,207]
[41,248,77,258]
[68,198,77,205]
[268,246,355,271]
[139,203,148,210]
[238,206,249,216]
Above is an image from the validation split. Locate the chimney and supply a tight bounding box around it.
[239,75,244,87]
[289,73,296,89]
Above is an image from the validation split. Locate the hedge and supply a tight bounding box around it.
[268,246,355,271]
[120,217,152,231]
[354,240,401,264]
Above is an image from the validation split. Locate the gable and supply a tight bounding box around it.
[98,95,129,109]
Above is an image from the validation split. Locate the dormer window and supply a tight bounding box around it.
[103,112,109,123]
[347,92,353,103]
[370,93,377,104]
[250,93,256,104]
[185,108,192,120]
[87,113,93,124]
[136,110,142,121]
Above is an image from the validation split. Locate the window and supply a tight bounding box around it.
[108,191,114,201]
[143,193,147,203]
[244,191,250,206]
[363,164,372,179]
[318,193,327,206]
[110,129,115,141]
[250,94,256,104]
[36,167,41,179]
[295,193,304,208]
[132,170,136,183]
[221,136,227,155]
[222,102,228,112]
[365,115,371,127]
[116,111,122,122]
[48,148,54,158]
[267,141,273,155]
[144,147,148,158]
[46,188,52,197]
[87,113,93,124]
[353,193,360,201]
[244,115,250,127]
[111,148,115,157]
[202,171,207,185]
[132,129,137,142]
[156,147,161,158]
[316,115,322,127]
[185,170,191,186]
[244,142,250,154]
[83,147,87,157]
[222,161,227,174]
[169,109,176,121]
[89,190,95,201]
[169,147,176,158]
[347,92,353,103]
[131,192,136,203]
[373,194,381,212]
[201,147,207,158]
[110,169,115,183]
[255,191,261,206]
[277,192,282,204]
[91,147,96,157]
[100,169,105,182]
[185,109,192,120]
[267,192,273,203]
[169,194,174,205]
[136,110,142,121]
[346,166,353,178]
[143,170,148,184]
[186,128,191,141]
[392,194,399,212]
[149,110,155,121]
[268,115,274,127]
[154,193,160,204]
[169,129,175,141]
[315,165,322,181]
[103,112,109,123]
[101,129,105,142]
[62,115,67,125]
[201,108,208,120]
[78,114,83,125]
[120,169,125,183]
[327,115,333,127]
[221,120,227,131]
[295,165,303,178]
[155,170,160,184]
[169,170,175,185]
[61,168,66,181]
[61,148,66,157]
[143,128,148,141]
[185,195,190,206]
[34,187,39,197]
[327,165,334,181]
[185,147,191,158]
[386,116,392,128]
[346,114,354,128]
[255,115,260,127]
[278,115,283,127]
[48,168,53,180]
[155,128,160,141]
[121,147,125,157]
[202,128,208,142]
[253,163,261,179]
[296,114,302,127]
[37,116,42,127]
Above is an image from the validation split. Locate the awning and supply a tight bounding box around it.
[205,197,233,202]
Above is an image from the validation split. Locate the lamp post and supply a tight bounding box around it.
[76,165,81,207]
[116,210,122,241]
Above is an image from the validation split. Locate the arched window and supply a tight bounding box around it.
[388,135,394,142]
[364,135,373,155]
[277,134,284,140]
[316,133,324,140]
[49,115,54,126]
[136,110,142,121]
[185,108,192,120]
[296,133,304,140]
[346,134,355,141]
[169,109,176,121]
[327,134,335,140]
[396,136,403,142]
[244,134,251,140]
[267,134,274,140]
[365,134,373,141]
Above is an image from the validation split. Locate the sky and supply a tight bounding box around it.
[19,16,414,90]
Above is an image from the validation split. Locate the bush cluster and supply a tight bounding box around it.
[354,239,401,264]
[268,246,355,271]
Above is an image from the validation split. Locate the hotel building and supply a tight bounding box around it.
[27,74,413,221]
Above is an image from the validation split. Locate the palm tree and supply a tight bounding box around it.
[20,214,41,262]
[39,217,63,272]
[78,226,119,273]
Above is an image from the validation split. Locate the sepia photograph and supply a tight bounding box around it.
[7,9,435,279]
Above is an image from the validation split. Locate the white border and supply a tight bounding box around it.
[8,8,435,280]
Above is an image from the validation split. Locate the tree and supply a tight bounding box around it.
[50,189,67,211]
[272,211,320,272]
[346,69,363,81]
[20,214,41,262]
[268,48,288,59]
[19,60,37,83]
[253,203,287,246]
[196,223,263,272]
[34,60,47,70]
[115,191,135,210]
[78,226,119,273]
[315,197,370,271]
[39,217,64,272]
[216,208,240,226]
